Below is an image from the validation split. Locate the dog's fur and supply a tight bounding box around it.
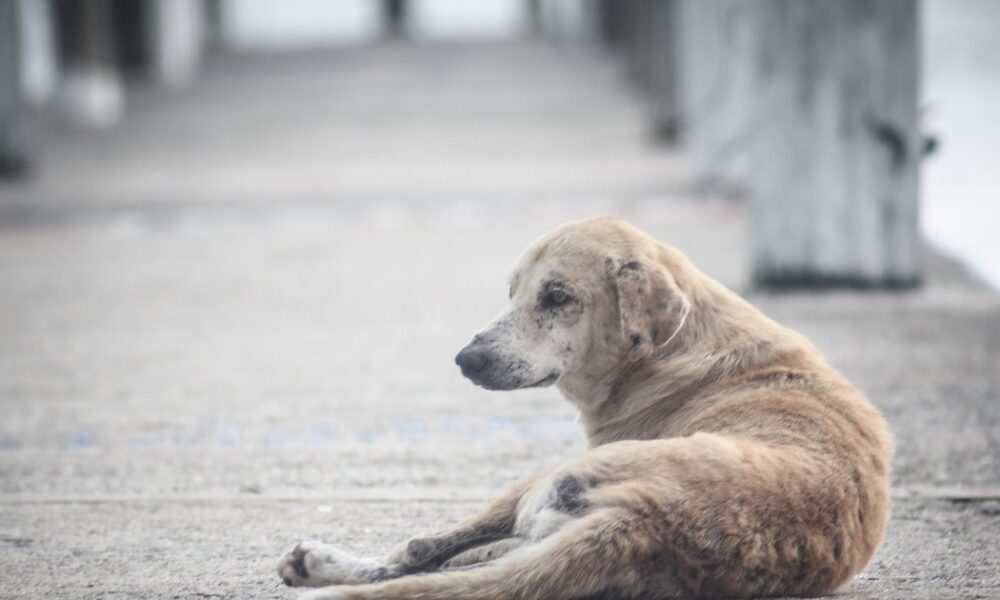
[278,218,893,599]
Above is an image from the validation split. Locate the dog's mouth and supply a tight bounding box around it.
[528,372,560,387]
[464,369,560,391]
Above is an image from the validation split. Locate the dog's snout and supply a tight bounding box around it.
[455,345,491,375]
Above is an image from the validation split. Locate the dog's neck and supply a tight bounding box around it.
[561,269,801,446]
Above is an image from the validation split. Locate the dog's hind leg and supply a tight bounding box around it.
[299,508,684,600]
[440,536,525,569]
[281,472,552,589]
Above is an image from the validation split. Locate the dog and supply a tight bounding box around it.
[278,217,893,599]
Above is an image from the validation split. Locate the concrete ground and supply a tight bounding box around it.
[0,43,998,599]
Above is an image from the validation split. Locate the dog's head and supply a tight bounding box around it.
[455,218,690,391]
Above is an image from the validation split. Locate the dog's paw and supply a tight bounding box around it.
[277,541,323,587]
[398,536,446,568]
[278,541,373,588]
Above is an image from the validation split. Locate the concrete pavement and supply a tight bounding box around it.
[0,42,998,599]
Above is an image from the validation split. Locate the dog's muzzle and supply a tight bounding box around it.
[454,341,524,390]
[455,343,494,381]
[455,341,556,390]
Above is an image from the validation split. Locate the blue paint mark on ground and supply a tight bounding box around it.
[355,428,380,442]
[396,419,427,441]
[307,421,338,445]
[173,424,212,445]
[0,438,22,451]
[216,426,243,446]
[486,416,513,431]
[127,434,165,448]
[438,416,467,434]
[59,430,96,450]
[259,427,295,447]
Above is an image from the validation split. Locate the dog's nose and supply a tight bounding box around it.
[455,345,490,374]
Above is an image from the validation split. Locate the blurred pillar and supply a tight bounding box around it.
[597,0,626,47]
[383,0,407,38]
[751,0,921,288]
[603,1,682,143]
[0,0,32,177]
[147,0,204,87]
[111,0,149,75]
[202,0,224,49]
[676,0,755,189]
[525,0,541,36]
[644,0,681,142]
[625,0,652,89]
[537,0,600,44]
[18,0,58,105]
[53,0,125,128]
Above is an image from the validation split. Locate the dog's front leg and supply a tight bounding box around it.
[279,471,549,588]
[383,469,551,569]
[277,541,417,588]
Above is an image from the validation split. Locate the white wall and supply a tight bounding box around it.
[923,0,1000,289]
[221,0,382,49]
[408,0,529,40]
[220,0,537,47]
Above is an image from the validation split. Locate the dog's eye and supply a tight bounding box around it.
[542,289,571,308]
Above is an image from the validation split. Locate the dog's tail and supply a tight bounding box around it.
[299,508,682,600]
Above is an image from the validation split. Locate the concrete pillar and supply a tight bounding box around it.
[676,0,755,189]
[601,1,682,142]
[148,0,204,87]
[53,0,125,128]
[625,0,653,89]
[751,0,921,287]
[383,0,408,38]
[596,0,626,47]
[537,0,600,44]
[1,0,31,177]
[17,0,57,105]
[643,0,681,141]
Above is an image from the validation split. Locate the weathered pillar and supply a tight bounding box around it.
[751,0,921,287]
[53,0,124,127]
[18,0,58,105]
[676,0,755,189]
[603,1,682,142]
[383,0,407,37]
[0,0,31,177]
[148,0,204,87]
[625,0,652,89]
[596,0,626,46]
[537,0,601,43]
[643,0,681,141]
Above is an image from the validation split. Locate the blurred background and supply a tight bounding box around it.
[1,1,998,599]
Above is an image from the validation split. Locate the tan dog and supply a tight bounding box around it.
[278,218,893,599]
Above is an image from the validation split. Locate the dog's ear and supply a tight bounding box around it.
[606,257,690,360]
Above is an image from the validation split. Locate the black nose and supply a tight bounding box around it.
[455,345,490,374]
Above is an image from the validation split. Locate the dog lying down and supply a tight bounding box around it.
[278,218,893,600]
